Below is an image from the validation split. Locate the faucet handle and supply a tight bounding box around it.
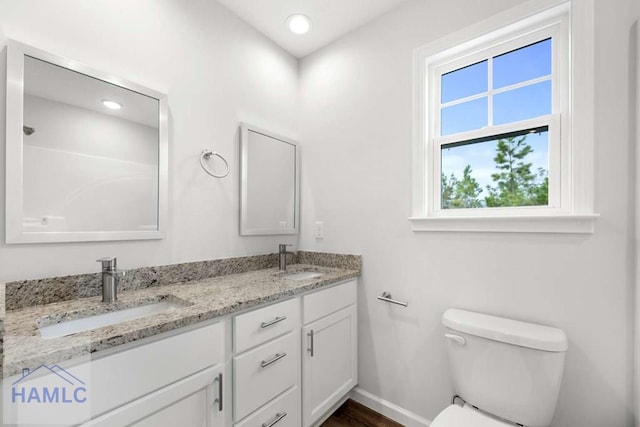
[97,257,117,270]
[279,244,292,252]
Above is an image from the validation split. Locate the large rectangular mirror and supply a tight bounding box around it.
[240,123,299,235]
[5,40,168,243]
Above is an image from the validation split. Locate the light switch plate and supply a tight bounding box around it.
[314,221,324,239]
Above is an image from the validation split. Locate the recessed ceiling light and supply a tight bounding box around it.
[286,14,312,34]
[102,99,122,110]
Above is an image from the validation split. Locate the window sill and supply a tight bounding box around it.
[409,213,599,234]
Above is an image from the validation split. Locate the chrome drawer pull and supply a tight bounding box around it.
[260,352,287,368]
[261,316,287,328]
[262,411,287,427]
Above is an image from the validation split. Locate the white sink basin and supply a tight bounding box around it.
[283,271,324,281]
[40,301,186,339]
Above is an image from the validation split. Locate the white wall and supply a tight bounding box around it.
[0,0,299,282]
[298,0,637,425]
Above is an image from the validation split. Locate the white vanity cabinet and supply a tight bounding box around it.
[5,279,358,427]
[84,321,227,427]
[302,280,358,427]
[231,279,358,427]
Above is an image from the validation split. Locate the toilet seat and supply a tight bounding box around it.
[431,404,513,427]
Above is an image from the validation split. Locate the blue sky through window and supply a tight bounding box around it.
[494,39,552,88]
[494,80,551,125]
[441,98,488,135]
[441,60,488,103]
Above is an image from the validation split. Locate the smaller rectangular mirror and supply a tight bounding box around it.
[240,123,299,235]
[5,40,168,243]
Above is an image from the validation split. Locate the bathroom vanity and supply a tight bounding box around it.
[2,261,359,427]
[1,37,356,427]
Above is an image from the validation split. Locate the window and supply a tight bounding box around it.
[411,1,598,233]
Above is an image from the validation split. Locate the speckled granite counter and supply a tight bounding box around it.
[3,262,359,377]
[0,283,5,377]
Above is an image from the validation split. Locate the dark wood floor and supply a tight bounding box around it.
[321,399,404,427]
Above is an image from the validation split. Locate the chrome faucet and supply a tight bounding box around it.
[97,257,125,303]
[278,244,293,271]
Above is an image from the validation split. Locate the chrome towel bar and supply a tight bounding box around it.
[377,291,408,307]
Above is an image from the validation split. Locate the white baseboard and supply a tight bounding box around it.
[350,387,432,427]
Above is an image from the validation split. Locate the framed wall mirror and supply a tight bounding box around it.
[240,123,299,235]
[5,40,168,243]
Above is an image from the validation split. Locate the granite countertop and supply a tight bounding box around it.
[0,283,5,379]
[3,263,359,377]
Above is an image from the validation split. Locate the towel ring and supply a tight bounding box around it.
[200,149,230,178]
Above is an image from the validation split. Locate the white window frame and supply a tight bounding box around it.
[411,0,599,233]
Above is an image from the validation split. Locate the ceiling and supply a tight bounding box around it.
[216,0,409,58]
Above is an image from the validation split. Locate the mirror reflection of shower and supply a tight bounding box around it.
[23,125,35,136]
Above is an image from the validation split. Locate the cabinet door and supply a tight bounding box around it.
[85,364,226,427]
[302,305,357,427]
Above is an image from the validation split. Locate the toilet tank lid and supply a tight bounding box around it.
[442,309,568,352]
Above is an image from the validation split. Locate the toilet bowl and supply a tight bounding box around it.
[431,309,568,427]
[432,404,512,427]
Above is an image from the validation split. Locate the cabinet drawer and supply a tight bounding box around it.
[234,298,300,353]
[234,331,299,421]
[235,386,300,427]
[303,280,357,324]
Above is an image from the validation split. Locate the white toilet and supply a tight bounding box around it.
[431,308,568,427]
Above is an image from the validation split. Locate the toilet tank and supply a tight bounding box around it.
[442,309,568,427]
